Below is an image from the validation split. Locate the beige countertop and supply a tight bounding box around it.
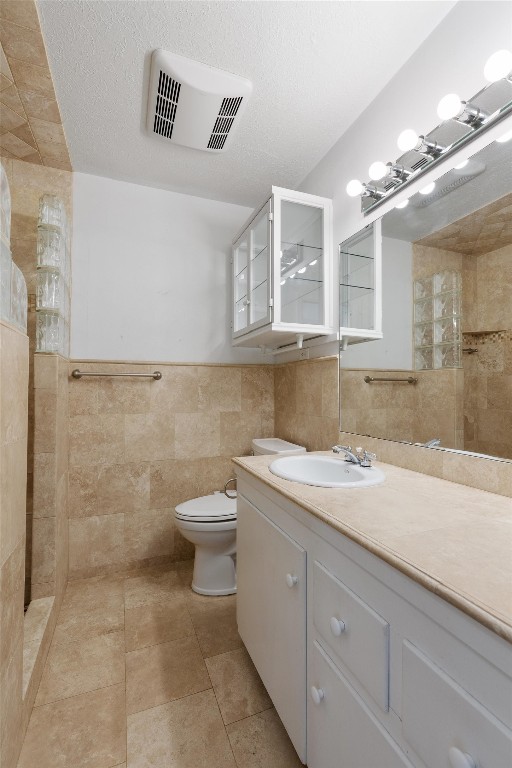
[233,452,512,643]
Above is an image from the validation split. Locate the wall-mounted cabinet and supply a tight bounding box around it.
[339,219,382,346]
[232,187,334,350]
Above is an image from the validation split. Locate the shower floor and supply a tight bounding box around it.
[17,560,302,768]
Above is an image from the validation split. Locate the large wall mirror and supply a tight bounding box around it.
[339,134,512,462]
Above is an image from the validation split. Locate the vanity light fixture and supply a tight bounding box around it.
[346,180,386,200]
[368,161,388,181]
[436,93,489,127]
[348,48,512,213]
[484,49,512,82]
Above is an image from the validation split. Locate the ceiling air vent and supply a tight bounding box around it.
[146,50,252,153]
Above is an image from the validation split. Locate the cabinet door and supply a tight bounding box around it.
[273,188,332,330]
[248,201,271,329]
[233,234,249,333]
[308,641,414,768]
[237,494,307,763]
[339,218,382,342]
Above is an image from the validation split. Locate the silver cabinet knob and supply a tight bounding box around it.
[286,573,298,588]
[311,685,325,705]
[330,616,346,636]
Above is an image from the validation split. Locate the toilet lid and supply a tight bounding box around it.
[175,493,237,523]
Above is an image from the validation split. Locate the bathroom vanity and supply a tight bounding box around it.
[233,453,512,768]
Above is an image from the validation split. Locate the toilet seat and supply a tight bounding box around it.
[175,493,237,524]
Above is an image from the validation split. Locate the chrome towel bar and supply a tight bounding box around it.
[71,369,162,380]
[363,375,417,384]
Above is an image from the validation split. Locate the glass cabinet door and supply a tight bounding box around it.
[339,220,382,338]
[233,235,249,332]
[248,202,270,327]
[278,200,325,326]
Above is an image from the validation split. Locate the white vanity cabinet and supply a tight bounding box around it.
[232,186,334,351]
[236,494,307,762]
[235,469,512,768]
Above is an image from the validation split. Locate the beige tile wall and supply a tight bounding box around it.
[274,356,339,452]
[32,354,69,600]
[0,0,72,170]
[340,367,463,449]
[0,319,28,768]
[67,362,275,579]
[2,157,72,601]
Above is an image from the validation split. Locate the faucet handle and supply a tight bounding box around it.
[332,444,351,454]
[361,450,376,467]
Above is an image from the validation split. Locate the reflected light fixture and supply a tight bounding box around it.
[309,259,318,266]
[497,128,512,142]
[298,267,306,274]
[454,159,469,169]
[395,199,409,209]
[419,182,436,195]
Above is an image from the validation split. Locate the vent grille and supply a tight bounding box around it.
[153,71,181,139]
[207,96,243,150]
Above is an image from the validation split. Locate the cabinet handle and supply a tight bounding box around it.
[448,747,476,768]
[310,685,325,705]
[330,616,346,636]
[286,573,298,588]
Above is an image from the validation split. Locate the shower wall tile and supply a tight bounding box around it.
[0,320,28,768]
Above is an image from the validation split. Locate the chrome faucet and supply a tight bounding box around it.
[332,445,376,468]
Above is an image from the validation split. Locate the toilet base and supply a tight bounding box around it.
[192,549,237,596]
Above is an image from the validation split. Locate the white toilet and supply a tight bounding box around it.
[174,437,306,596]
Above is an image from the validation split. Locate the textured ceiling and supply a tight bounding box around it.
[0,0,71,170]
[37,0,455,206]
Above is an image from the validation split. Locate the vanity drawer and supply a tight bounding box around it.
[402,640,512,768]
[312,559,389,711]
[308,641,413,768]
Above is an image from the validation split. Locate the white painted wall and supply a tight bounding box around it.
[340,237,413,370]
[300,2,512,244]
[71,173,261,362]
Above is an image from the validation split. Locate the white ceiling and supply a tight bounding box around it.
[38,0,456,207]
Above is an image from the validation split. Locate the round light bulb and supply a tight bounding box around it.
[395,199,409,209]
[368,161,388,181]
[346,179,364,197]
[484,49,512,82]
[454,159,469,170]
[437,93,462,121]
[397,129,419,152]
[419,182,436,195]
[497,128,512,143]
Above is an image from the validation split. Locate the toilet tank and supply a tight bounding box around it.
[251,438,306,455]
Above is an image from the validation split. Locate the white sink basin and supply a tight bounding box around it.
[268,454,385,488]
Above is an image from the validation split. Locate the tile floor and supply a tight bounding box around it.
[17,560,303,768]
